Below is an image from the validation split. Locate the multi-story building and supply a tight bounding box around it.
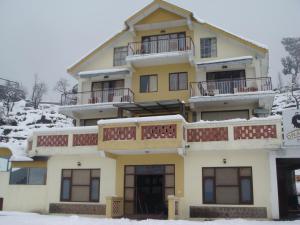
[0,0,289,220]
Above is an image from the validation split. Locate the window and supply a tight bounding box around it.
[113,46,128,66]
[200,37,217,58]
[169,72,188,91]
[140,75,157,93]
[60,169,100,202]
[10,167,47,185]
[0,157,10,172]
[203,167,253,204]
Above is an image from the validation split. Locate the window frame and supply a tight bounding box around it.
[169,72,188,91]
[113,46,128,66]
[139,74,158,93]
[60,169,100,203]
[202,167,253,205]
[9,167,47,185]
[0,157,10,172]
[200,37,217,58]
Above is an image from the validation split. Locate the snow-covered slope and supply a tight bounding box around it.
[0,100,73,160]
[272,90,300,115]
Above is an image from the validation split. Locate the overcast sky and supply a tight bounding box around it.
[0,0,300,101]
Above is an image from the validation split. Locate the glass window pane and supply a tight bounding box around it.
[240,168,252,177]
[10,168,28,184]
[91,169,100,178]
[216,187,239,204]
[71,186,90,202]
[91,178,99,201]
[63,169,71,178]
[140,76,149,92]
[169,73,178,91]
[216,168,238,185]
[124,202,134,215]
[125,166,134,174]
[125,188,134,200]
[179,73,187,90]
[241,178,252,203]
[165,175,175,187]
[114,46,127,66]
[72,170,90,185]
[0,158,8,172]
[125,175,134,187]
[203,168,214,177]
[165,187,175,200]
[62,179,70,200]
[28,168,46,185]
[204,178,214,203]
[165,165,174,174]
[149,75,157,92]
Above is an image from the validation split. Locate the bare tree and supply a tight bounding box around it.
[281,37,300,85]
[31,74,47,109]
[54,78,70,95]
[1,82,26,115]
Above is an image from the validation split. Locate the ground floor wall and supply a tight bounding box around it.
[182,150,272,219]
[0,150,279,219]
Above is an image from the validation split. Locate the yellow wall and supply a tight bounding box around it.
[0,147,12,157]
[115,154,184,198]
[98,119,184,151]
[11,161,47,168]
[132,63,195,102]
[136,8,184,25]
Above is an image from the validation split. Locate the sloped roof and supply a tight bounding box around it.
[67,0,268,75]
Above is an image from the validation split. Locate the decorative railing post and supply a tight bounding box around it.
[106,196,124,218]
[168,195,180,220]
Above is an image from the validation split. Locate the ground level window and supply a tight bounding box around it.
[202,167,253,204]
[10,167,47,185]
[60,169,100,202]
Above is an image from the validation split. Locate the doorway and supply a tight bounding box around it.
[0,198,3,211]
[124,165,175,219]
[276,158,300,219]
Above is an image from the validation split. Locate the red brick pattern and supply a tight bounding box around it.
[103,127,136,141]
[234,125,277,140]
[73,133,98,146]
[187,127,228,142]
[37,135,68,147]
[141,124,177,140]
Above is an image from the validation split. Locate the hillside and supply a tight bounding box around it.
[0,100,74,160]
[272,90,300,115]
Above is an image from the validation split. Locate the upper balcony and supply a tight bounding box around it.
[189,77,275,107]
[61,88,135,106]
[126,36,194,67]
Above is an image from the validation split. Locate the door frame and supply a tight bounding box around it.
[123,164,175,217]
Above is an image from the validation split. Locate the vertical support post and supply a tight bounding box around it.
[118,108,123,118]
[179,102,186,120]
[106,196,113,218]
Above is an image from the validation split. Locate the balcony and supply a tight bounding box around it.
[61,88,134,106]
[189,77,275,106]
[126,37,194,67]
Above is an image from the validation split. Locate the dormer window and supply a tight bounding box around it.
[113,46,128,66]
[200,37,217,58]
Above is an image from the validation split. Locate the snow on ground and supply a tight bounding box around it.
[272,90,300,115]
[0,212,299,225]
[0,100,73,159]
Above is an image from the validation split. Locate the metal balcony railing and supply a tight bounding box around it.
[61,88,134,105]
[128,37,194,56]
[190,77,272,97]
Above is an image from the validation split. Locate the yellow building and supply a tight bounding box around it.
[0,0,286,220]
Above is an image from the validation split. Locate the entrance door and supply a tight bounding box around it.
[0,198,3,211]
[136,175,164,215]
[276,158,300,219]
[124,165,175,219]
